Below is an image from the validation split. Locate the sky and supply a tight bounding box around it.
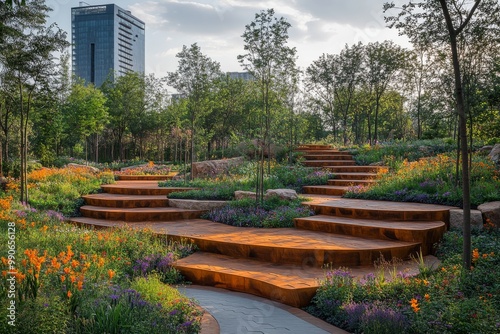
[46,0,411,77]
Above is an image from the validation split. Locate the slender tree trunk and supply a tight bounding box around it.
[439,0,472,270]
[374,98,380,144]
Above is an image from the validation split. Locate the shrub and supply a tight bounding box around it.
[203,197,314,228]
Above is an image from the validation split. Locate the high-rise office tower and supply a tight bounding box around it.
[71,3,145,86]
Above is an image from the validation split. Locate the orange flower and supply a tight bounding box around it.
[67,290,72,299]
[410,298,420,313]
[108,269,115,280]
[77,281,84,291]
[71,260,80,268]
[66,246,74,259]
[60,275,66,282]
[63,267,71,275]
[424,294,430,301]
[472,248,480,262]
[70,275,76,283]
[51,257,61,270]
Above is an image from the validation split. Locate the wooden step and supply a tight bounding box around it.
[305,197,452,223]
[297,150,351,155]
[332,172,378,180]
[294,215,446,255]
[296,144,332,150]
[325,165,387,173]
[328,179,376,186]
[117,175,175,181]
[82,193,169,208]
[101,181,194,196]
[79,206,204,221]
[174,252,323,308]
[302,185,348,196]
[302,154,354,161]
[303,160,356,167]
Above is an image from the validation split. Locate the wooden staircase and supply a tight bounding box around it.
[70,152,453,308]
[298,144,387,196]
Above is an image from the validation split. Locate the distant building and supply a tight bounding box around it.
[227,72,254,81]
[71,3,145,86]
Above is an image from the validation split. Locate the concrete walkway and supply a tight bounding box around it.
[180,285,348,334]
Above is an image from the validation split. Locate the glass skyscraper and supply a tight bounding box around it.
[71,4,145,87]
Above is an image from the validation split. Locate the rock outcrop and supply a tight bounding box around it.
[488,144,500,164]
[478,201,500,228]
[191,157,245,179]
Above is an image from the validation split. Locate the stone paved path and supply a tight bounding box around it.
[180,286,348,334]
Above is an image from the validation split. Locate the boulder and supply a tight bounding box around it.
[449,209,484,230]
[234,191,256,201]
[192,157,245,178]
[487,144,500,164]
[264,189,298,201]
[66,163,99,173]
[478,145,494,154]
[478,201,500,228]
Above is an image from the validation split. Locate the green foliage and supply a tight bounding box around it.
[344,152,500,207]
[25,167,115,216]
[349,138,457,166]
[203,197,313,228]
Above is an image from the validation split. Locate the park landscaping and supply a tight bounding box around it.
[0,139,499,333]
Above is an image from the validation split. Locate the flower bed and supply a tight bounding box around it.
[306,226,500,333]
[0,168,201,333]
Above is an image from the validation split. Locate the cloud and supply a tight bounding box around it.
[130,0,254,37]
[293,0,388,29]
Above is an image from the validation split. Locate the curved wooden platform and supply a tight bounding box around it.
[101,181,194,195]
[117,174,176,181]
[82,193,169,208]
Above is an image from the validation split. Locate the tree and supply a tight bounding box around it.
[238,8,296,204]
[364,41,405,144]
[0,0,68,202]
[101,72,145,161]
[305,54,338,141]
[64,82,108,163]
[334,43,365,145]
[167,43,221,179]
[384,0,500,269]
